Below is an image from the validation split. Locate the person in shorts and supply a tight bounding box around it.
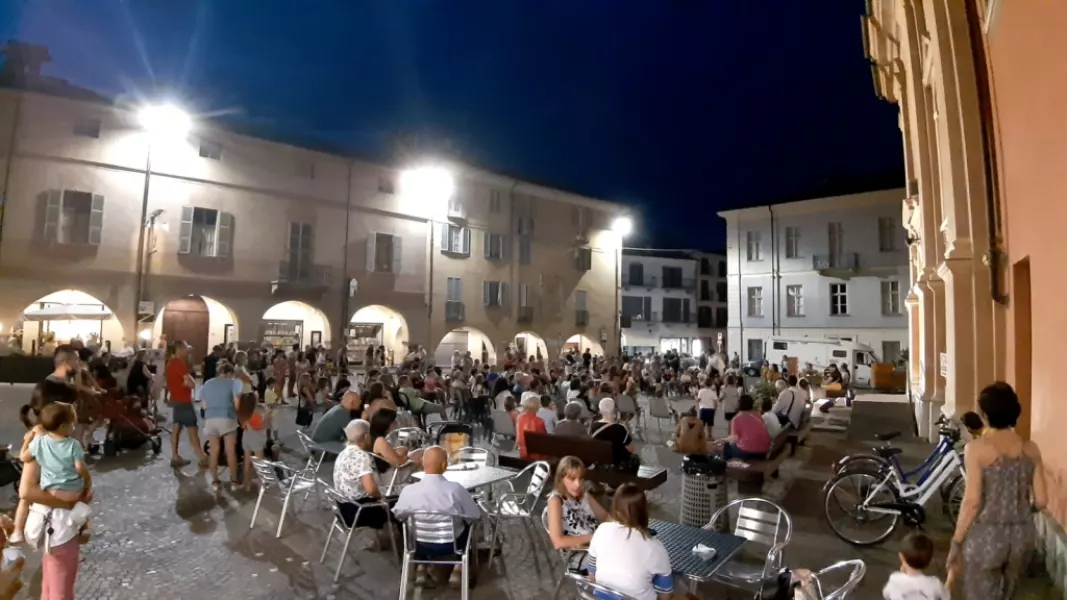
[165,341,207,468]
[237,393,270,492]
[200,362,243,489]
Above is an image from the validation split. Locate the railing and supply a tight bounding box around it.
[662,277,696,291]
[575,309,589,326]
[445,301,465,322]
[276,261,332,285]
[517,306,534,323]
[813,253,860,271]
[625,312,697,324]
[621,275,657,288]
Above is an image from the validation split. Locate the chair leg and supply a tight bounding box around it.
[250,488,265,529]
[398,556,410,600]
[486,517,501,570]
[305,453,326,500]
[460,556,470,600]
[385,519,400,564]
[334,523,358,582]
[552,572,567,600]
[320,519,336,563]
[276,492,292,538]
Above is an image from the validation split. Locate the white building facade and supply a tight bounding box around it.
[619,249,726,356]
[719,188,909,365]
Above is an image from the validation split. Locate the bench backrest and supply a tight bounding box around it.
[768,427,791,459]
[525,432,614,466]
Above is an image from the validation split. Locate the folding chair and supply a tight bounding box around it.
[249,458,318,538]
[319,483,397,581]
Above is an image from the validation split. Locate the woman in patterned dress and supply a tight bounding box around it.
[947,382,1048,599]
[546,456,608,550]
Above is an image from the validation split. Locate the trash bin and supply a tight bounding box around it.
[679,454,728,528]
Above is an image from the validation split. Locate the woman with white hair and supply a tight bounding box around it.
[516,394,548,459]
[333,419,395,529]
[590,397,637,471]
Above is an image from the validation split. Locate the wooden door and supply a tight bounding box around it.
[161,296,210,363]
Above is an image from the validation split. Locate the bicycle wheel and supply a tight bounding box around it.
[941,473,965,523]
[823,469,900,546]
[833,454,889,476]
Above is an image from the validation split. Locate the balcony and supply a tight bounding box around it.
[445,301,465,323]
[271,261,331,297]
[625,312,697,324]
[622,275,657,289]
[813,253,860,276]
[517,305,534,323]
[662,277,696,291]
[575,309,589,326]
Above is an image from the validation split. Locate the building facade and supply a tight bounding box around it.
[618,249,726,356]
[719,189,909,365]
[865,0,1067,583]
[0,88,625,365]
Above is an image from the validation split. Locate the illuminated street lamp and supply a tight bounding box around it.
[611,215,634,238]
[400,165,456,207]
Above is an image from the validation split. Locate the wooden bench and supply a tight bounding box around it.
[725,428,793,494]
[786,419,813,455]
[498,432,668,491]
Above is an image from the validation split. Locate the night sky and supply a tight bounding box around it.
[1,0,904,249]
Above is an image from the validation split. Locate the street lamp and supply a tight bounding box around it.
[611,215,633,238]
[134,103,193,327]
[400,166,456,208]
[611,215,634,358]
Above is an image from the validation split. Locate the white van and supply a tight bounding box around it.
[762,337,880,387]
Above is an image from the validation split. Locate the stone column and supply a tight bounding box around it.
[917,271,945,440]
[938,258,977,417]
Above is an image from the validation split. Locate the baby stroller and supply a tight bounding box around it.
[100,392,164,457]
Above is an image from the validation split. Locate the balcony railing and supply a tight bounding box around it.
[813,253,860,271]
[662,277,696,291]
[277,260,332,285]
[575,309,589,326]
[625,312,697,324]
[621,275,657,288]
[445,301,465,323]
[517,305,534,323]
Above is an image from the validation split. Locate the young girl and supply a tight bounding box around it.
[237,393,271,492]
[295,372,315,429]
[11,402,92,545]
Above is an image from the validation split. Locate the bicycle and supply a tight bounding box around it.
[822,427,964,545]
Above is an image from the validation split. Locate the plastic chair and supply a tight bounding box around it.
[541,506,590,600]
[806,559,866,599]
[705,497,793,593]
[490,409,517,443]
[484,461,551,570]
[647,395,676,434]
[249,458,318,538]
[319,483,397,581]
[615,394,643,436]
[398,512,477,600]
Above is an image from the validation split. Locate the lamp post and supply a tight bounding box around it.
[611,216,634,357]
[133,104,191,329]
[400,166,455,350]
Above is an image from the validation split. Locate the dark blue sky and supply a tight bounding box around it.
[1,0,903,249]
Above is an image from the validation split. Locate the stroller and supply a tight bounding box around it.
[99,391,164,457]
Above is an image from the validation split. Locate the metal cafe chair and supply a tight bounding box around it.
[398,512,478,600]
[452,446,496,467]
[541,506,590,600]
[564,571,642,600]
[807,559,867,600]
[704,497,793,594]
[484,460,551,570]
[319,483,398,581]
[385,427,427,451]
[248,457,318,538]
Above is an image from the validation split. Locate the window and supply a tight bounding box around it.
[518,283,533,321]
[785,226,800,259]
[716,281,727,301]
[518,236,532,264]
[178,206,233,257]
[288,222,313,271]
[715,306,727,327]
[746,231,762,261]
[747,339,763,362]
[198,140,222,160]
[832,349,848,359]
[446,277,464,321]
[574,247,592,271]
[295,160,316,179]
[516,216,535,235]
[830,283,848,316]
[786,284,804,317]
[828,222,844,262]
[881,280,902,315]
[746,287,763,317]
[662,298,690,323]
[662,266,683,288]
[43,190,104,246]
[482,281,510,308]
[700,280,711,301]
[621,296,651,321]
[627,262,644,286]
[882,341,902,364]
[378,174,395,194]
[73,116,101,139]
[718,260,727,277]
[440,223,471,255]
[572,206,590,231]
[483,232,508,261]
[878,217,897,252]
[489,189,502,213]
[574,289,589,325]
[772,341,788,350]
[697,306,712,328]
[366,232,402,274]
[700,258,711,276]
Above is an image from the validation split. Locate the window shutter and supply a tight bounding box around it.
[482,281,491,306]
[439,223,449,252]
[528,217,535,234]
[87,194,104,246]
[462,227,471,255]
[366,232,377,272]
[483,231,491,259]
[392,234,402,274]
[177,205,194,254]
[501,235,510,261]
[43,189,62,242]
[216,212,233,257]
[499,282,510,308]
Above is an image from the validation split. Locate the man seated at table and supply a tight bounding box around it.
[311,388,363,444]
[392,446,484,587]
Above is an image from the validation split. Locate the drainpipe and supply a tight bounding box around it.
[768,206,778,335]
[736,218,745,359]
[339,160,354,348]
[507,179,519,362]
[0,93,24,267]
[963,0,1008,305]
[133,142,154,328]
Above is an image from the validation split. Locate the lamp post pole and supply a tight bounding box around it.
[133,143,153,330]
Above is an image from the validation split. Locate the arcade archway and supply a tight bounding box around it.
[433,327,497,368]
[348,304,409,367]
[152,295,238,362]
[261,301,331,349]
[18,289,123,354]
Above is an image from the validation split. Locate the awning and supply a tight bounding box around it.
[22,304,113,322]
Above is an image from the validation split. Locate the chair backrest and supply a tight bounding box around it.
[569,574,642,600]
[540,505,550,533]
[516,460,551,496]
[616,394,637,413]
[648,395,673,419]
[295,430,318,453]
[810,559,866,600]
[387,427,426,450]
[452,446,495,467]
[491,410,517,436]
[403,512,467,553]
[250,457,285,491]
[709,497,792,554]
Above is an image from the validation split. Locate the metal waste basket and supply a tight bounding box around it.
[679,454,728,528]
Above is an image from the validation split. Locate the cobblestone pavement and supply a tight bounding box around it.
[0,385,1055,599]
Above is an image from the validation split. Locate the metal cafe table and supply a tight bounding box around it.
[410,464,517,490]
[649,518,746,593]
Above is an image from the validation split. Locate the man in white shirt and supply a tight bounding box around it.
[535,396,559,434]
[773,376,806,429]
[695,380,719,436]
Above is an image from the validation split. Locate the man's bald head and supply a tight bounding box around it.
[422,446,448,475]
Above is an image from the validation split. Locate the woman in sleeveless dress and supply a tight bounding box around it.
[947,382,1048,600]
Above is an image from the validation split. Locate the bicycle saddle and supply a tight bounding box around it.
[875,431,901,441]
[875,447,903,458]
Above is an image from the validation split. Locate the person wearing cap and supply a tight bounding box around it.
[590,398,636,471]
[332,419,396,530]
